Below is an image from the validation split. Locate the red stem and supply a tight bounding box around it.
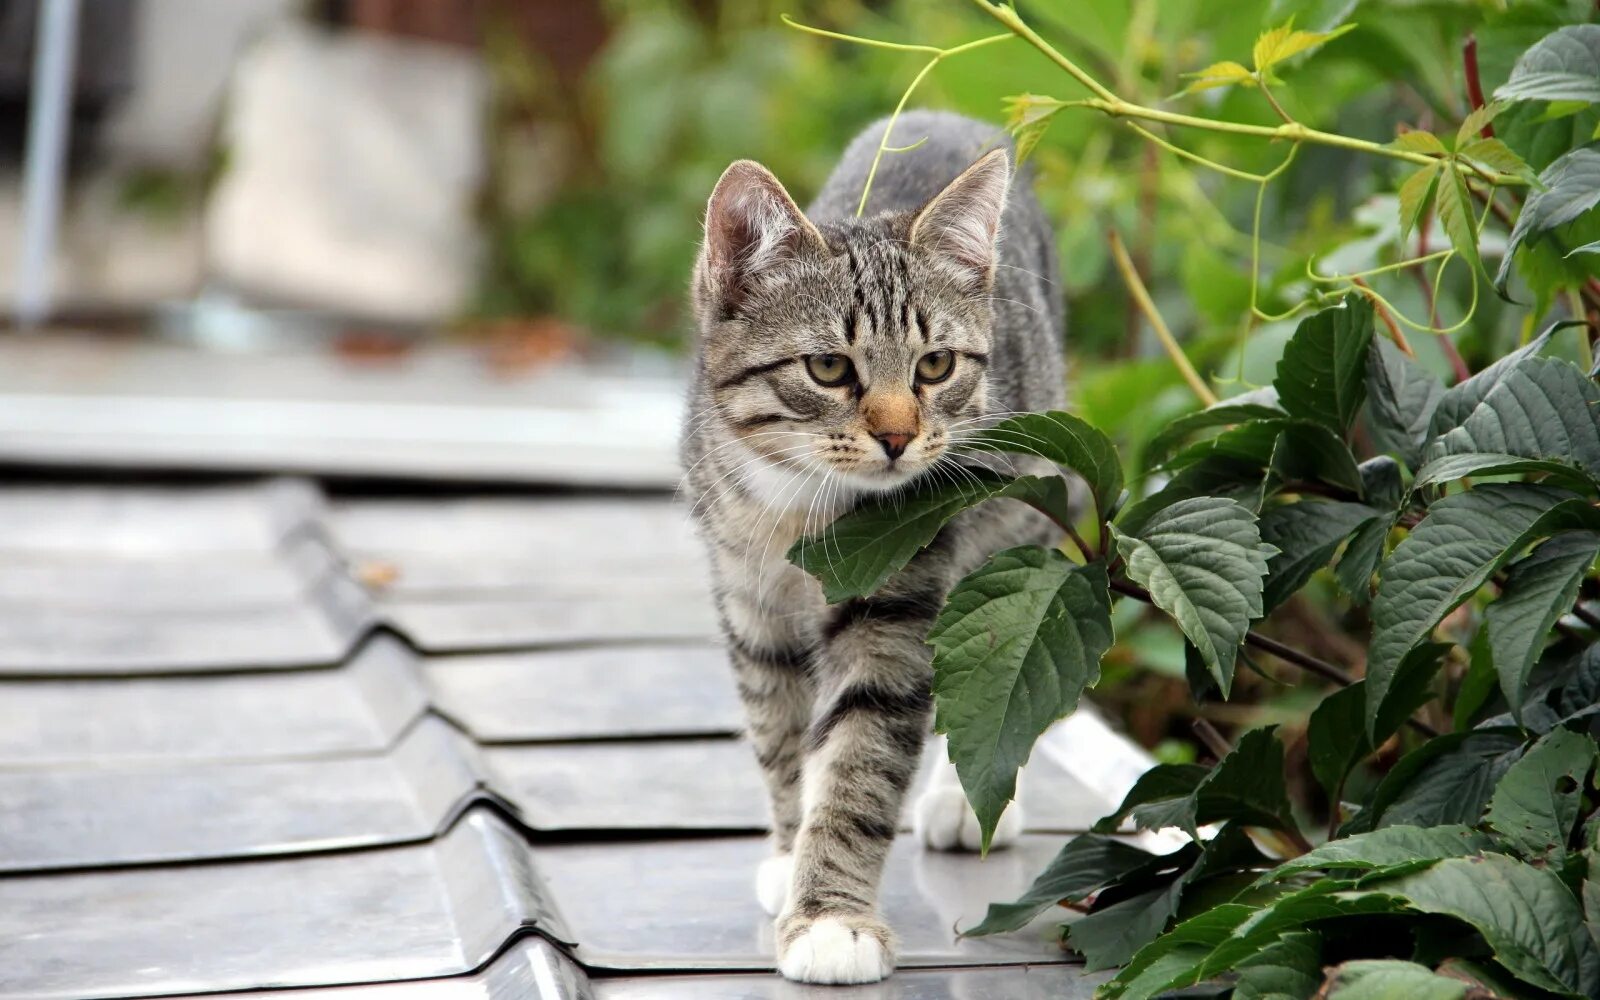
[1463,36,1494,137]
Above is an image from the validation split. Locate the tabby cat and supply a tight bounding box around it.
[680,110,1067,984]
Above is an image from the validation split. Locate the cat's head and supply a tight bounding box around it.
[691,150,1009,498]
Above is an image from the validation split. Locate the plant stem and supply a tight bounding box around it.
[1462,36,1494,138]
[965,0,1527,185]
[1109,229,1218,405]
[1351,277,1416,357]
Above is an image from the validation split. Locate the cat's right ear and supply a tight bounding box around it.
[696,160,826,320]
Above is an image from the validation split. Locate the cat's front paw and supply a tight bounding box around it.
[755,854,793,916]
[777,912,895,984]
[912,784,1023,852]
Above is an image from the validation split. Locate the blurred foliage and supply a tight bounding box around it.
[477,0,1600,768]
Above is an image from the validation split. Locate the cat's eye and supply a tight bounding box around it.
[915,350,955,384]
[806,353,855,387]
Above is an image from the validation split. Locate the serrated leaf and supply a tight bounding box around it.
[1002,92,1068,130]
[1431,356,1600,478]
[1352,730,1526,833]
[1379,854,1599,997]
[1116,455,1269,538]
[962,833,1155,936]
[1309,650,1443,798]
[1094,727,1296,838]
[1180,60,1257,94]
[1267,422,1366,497]
[1487,532,1600,720]
[964,410,1123,519]
[1436,165,1487,280]
[1484,727,1598,864]
[789,470,1073,602]
[1494,24,1600,106]
[1459,136,1539,185]
[1256,825,1495,887]
[1145,391,1286,468]
[1234,931,1322,1000]
[1412,452,1600,492]
[1258,499,1384,612]
[1496,146,1600,298]
[1273,295,1375,435]
[1366,338,1445,471]
[1398,163,1440,243]
[1457,104,1506,147]
[1322,959,1470,1000]
[1366,483,1591,741]
[1100,903,1260,1000]
[1429,320,1572,436]
[1334,513,1391,604]
[930,549,1113,850]
[1252,20,1356,73]
[1111,497,1276,696]
[1393,130,1448,156]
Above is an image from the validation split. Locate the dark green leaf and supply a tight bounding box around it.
[1255,825,1495,886]
[965,411,1123,519]
[1100,903,1259,1000]
[1496,146,1600,298]
[1144,392,1286,468]
[1366,483,1590,741]
[1258,499,1384,612]
[1095,728,1296,838]
[1555,644,1600,721]
[1115,454,1268,537]
[1267,422,1366,496]
[1111,497,1275,695]
[1380,854,1599,997]
[789,470,1073,602]
[1273,295,1376,435]
[1354,730,1526,832]
[1322,959,1469,1000]
[1428,320,1573,437]
[1335,513,1393,605]
[1487,532,1600,719]
[1431,357,1600,479]
[1367,337,1445,471]
[1413,452,1600,492]
[1494,25,1600,106]
[1234,930,1322,1000]
[1309,650,1443,798]
[930,550,1114,851]
[1360,456,1403,510]
[962,833,1156,936]
[1484,727,1597,863]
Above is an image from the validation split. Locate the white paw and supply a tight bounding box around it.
[777,915,894,984]
[912,785,1023,852]
[756,854,793,916]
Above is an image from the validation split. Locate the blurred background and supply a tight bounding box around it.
[1,0,1594,769]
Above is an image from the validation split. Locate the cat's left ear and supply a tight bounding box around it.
[910,148,1011,293]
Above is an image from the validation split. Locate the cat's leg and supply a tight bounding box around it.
[721,602,815,917]
[775,590,941,984]
[912,733,1024,852]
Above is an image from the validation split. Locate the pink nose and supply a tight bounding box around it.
[875,432,913,460]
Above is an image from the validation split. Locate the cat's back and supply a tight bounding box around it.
[810,111,1066,414]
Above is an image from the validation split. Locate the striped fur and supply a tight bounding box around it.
[680,111,1067,985]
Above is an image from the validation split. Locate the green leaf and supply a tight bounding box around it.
[1457,103,1506,148]
[1436,164,1487,281]
[1180,59,1257,94]
[1335,514,1392,605]
[1379,854,1599,997]
[1252,20,1356,73]
[1234,931,1322,1000]
[789,470,1073,602]
[1412,452,1600,492]
[964,411,1123,519]
[1255,825,1495,887]
[1111,497,1276,695]
[1309,652,1442,798]
[1095,728,1296,838]
[1428,320,1569,436]
[1366,337,1444,471]
[1267,422,1367,496]
[1392,130,1448,156]
[1459,136,1539,186]
[1486,532,1600,719]
[1397,163,1440,243]
[962,833,1155,936]
[1360,456,1403,510]
[1366,483,1589,741]
[1273,295,1375,435]
[1144,391,1285,468]
[1115,455,1268,537]
[1258,499,1384,612]
[1354,730,1526,832]
[929,550,1114,851]
[1100,903,1260,1000]
[1431,357,1600,479]
[1484,727,1598,864]
[1322,959,1469,1000]
[1494,24,1600,106]
[1496,146,1600,299]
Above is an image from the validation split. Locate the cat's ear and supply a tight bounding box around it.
[697,160,826,319]
[910,148,1011,292]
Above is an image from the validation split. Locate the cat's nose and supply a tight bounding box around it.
[875,431,914,460]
